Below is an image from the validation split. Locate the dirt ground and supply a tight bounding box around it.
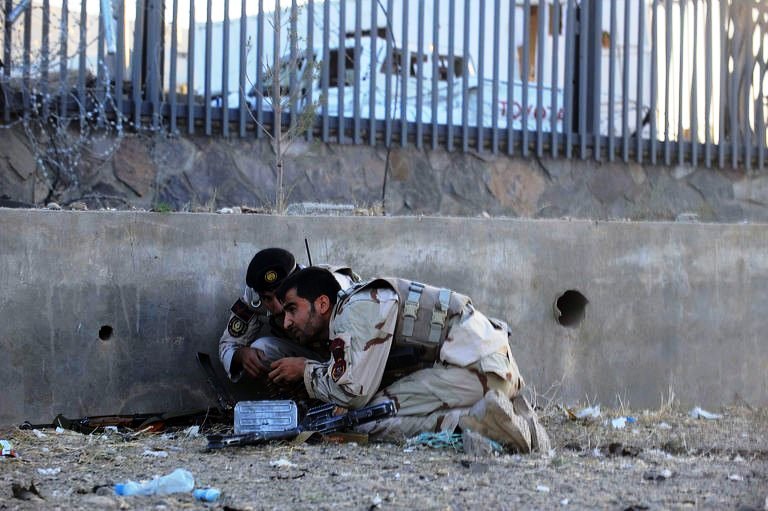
[1,404,767,511]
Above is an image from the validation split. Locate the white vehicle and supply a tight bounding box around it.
[211,33,564,133]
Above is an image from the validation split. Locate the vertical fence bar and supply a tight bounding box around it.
[257,0,265,138]
[551,0,560,158]
[2,0,10,122]
[621,0,630,162]
[186,0,195,134]
[353,0,362,143]
[491,0,499,154]
[650,0,658,164]
[664,0,671,165]
[635,0,645,162]
[400,1,409,147]
[97,0,105,117]
[222,0,230,136]
[431,0,439,150]
[307,0,314,142]
[718,1,727,169]
[58,0,68,118]
[116,0,125,121]
[204,0,212,135]
[338,0,346,143]
[577,0,587,159]
[728,6,738,169]
[290,0,300,132]
[690,0,698,166]
[273,0,281,139]
[320,0,331,142]
[564,0,575,158]
[607,0,616,161]
[759,26,765,171]
[447,0,455,151]
[23,0,31,112]
[369,0,377,145]
[132,0,144,128]
[521,0,530,157]
[704,0,712,167]
[147,0,161,129]
[476,0,485,151]
[238,0,247,137]
[416,0,424,148]
[42,0,50,119]
[591,0,601,161]
[462,0,469,152]
[383,0,392,147]
[676,0,685,165]
[170,0,179,133]
[535,0,545,157]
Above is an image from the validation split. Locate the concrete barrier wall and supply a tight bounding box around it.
[1,210,766,425]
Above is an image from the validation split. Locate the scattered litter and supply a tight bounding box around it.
[734,455,745,463]
[370,493,383,508]
[407,431,463,450]
[611,418,627,429]
[590,448,603,458]
[1,440,17,457]
[462,429,504,457]
[114,468,194,496]
[46,202,62,210]
[575,405,601,419]
[36,467,61,475]
[560,498,569,506]
[728,474,744,481]
[184,426,200,438]
[12,482,44,501]
[402,448,414,453]
[55,427,65,434]
[142,450,169,458]
[193,488,221,502]
[689,407,722,420]
[403,460,412,465]
[104,426,118,433]
[536,485,551,493]
[269,459,297,468]
[657,422,672,430]
[32,429,47,438]
[643,468,673,481]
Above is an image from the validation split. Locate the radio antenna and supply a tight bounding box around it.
[304,238,313,266]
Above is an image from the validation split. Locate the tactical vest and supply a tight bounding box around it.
[338,277,471,362]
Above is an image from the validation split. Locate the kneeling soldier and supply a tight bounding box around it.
[268,267,549,453]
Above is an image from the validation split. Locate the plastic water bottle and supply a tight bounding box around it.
[193,488,221,502]
[114,468,195,496]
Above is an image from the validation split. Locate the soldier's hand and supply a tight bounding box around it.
[237,347,270,379]
[268,357,307,385]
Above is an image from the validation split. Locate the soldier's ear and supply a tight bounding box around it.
[315,294,332,315]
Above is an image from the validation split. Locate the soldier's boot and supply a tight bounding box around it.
[458,389,532,453]
[511,395,551,453]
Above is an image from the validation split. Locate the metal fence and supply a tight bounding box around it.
[1,0,767,170]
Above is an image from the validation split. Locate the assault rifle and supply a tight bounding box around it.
[206,400,396,449]
[19,408,227,434]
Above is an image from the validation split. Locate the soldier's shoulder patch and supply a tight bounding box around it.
[331,359,347,382]
[230,298,257,322]
[228,316,248,337]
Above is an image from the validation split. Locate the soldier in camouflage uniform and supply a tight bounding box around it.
[269,267,550,453]
[218,248,358,386]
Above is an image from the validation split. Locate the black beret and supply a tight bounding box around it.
[246,248,297,292]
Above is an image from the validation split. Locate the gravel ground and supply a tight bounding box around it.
[1,405,767,510]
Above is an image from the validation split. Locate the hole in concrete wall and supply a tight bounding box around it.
[554,290,588,328]
[98,325,113,341]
